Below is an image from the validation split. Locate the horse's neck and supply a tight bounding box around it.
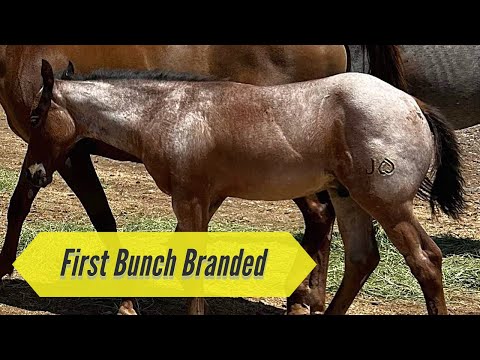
[62,83,149,159]
[0,46,48,134]
[0,45,33,141]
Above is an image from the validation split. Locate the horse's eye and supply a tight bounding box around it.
[30,115,41,128]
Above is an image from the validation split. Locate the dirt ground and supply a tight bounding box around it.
[1,109,480,315]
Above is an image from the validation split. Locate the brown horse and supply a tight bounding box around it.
[0,45,404,315]
[24,60,465,315]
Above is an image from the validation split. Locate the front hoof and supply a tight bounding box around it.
[117,306,138,315]
[117,299,139,315]
[287,303,310,315]
[0,255,14,279]
[188,298,209,315]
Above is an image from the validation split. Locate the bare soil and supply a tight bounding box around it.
[1,109,480,315]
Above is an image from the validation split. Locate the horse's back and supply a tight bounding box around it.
[325,72,415,110]
[328,73,429,138]
[207,45,347,85]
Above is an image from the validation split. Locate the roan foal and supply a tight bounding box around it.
[23,60,465,315]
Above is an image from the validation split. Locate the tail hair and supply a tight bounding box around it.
[362,45,409,91]
[415,98,466,220]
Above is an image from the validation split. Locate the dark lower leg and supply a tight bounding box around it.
[0,168,39,278]
[58,150,138,315]
[58,149,116,232]
[287,192,335,314]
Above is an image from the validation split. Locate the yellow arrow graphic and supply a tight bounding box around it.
[13,232,315,298]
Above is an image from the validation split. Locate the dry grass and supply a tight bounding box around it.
[0,168,17,194]
[13,217,480,307]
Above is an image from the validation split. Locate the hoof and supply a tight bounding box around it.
[287,303,310,315]
[117,306,138,315]
[188,298,209,315]
[117,299,139,315]
[0,255,14,279]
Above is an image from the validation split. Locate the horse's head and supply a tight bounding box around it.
[24,59,77,188]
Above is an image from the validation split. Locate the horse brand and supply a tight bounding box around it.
[366,158,395,175]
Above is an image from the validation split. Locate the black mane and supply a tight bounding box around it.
[59,68,220,82]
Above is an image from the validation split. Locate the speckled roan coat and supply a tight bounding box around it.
[0,45,407,315]
[24,61,465,314]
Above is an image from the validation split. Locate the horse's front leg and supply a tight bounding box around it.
[55,149,138,315]
[287,191,336,315]
[172,190,214,315]
[0,164,40,278]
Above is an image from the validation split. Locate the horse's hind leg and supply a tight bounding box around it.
[324,191,379,315]
[288,192,335,315]
[372,203,447,315]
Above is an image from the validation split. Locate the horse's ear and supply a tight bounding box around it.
[61,61,75,80]
[68,61,75,75]
[30,60,54,125]
[41,59,54,94]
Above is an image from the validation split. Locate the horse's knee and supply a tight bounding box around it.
[297,192,333,219]
[308,202,335,226]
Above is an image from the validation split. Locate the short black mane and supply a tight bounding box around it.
[59,68,220,82]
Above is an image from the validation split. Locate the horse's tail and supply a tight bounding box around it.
[361,45,408,91]
[415,98,466,220]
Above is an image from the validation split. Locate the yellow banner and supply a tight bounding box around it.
[13,232,315,297]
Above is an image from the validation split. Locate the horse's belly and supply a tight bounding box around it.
[223,167,335,201]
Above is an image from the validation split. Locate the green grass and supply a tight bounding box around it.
[321,224,480,302]
[16,217,272,253]
[0,168,17,193]
[14,216,480,302]
[18,221,94,253]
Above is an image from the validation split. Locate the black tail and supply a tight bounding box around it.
[361,45,409,91]
[415,99,466,220]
